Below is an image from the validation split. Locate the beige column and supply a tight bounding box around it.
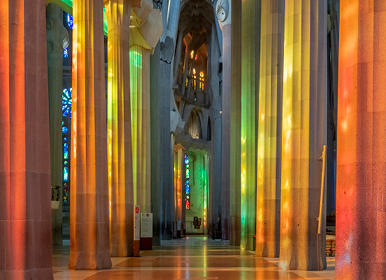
[105,0,134,257]
[130,3,162,214]
[279,0,327,270]
[255,0,284,258]
[336,1,386,278]
[68,0,112,269]
[130,45,152,213]
[0,0,53,278]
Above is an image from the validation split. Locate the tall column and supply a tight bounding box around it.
[158,0,181,238]
[130,45,152,214]
[105,0,133,257]
[279,0,327,271]
[217,0,232,241]
[0,0,53,278]
[336,1,386,278]
[46,3,69,246]
[151,43,161,245]
[255,0,284,258]
[230,0,242,246]
[240,0,260,250]
[209,22,222,239]
[69,0,112,269]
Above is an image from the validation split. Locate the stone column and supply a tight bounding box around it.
[157,0,181,239]
[209,21,222,239]
[131,3,162,236]
[217,0,232,241]
[230,0,242,246]
[150,43,162,245]
[46,3,69,246]
[105,0,133,257]
[0,0,53,278]
[336,1,386,278]
[68,0,112,269]
[130,45,152,214]
[255,0,284,258]
[279,0,327,271]
[240,0,260,251]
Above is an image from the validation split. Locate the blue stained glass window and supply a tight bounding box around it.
[62,88,72,117]
[64,137,68,141]
[67,14,73,29]
[186,180,189,185]
[186,186,190,194]
[64,143,69,151]
[63,48,69,58]
[64,161,68,166]
[64,151,69,159]
[62,127,69,133]
[64,167,69,181]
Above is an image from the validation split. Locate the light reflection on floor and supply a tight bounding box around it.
[53,237,335,280]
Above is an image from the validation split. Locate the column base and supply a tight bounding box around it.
[68,252,112,270]
[0,269,53,280]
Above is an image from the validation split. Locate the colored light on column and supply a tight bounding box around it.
[185,154,190,209]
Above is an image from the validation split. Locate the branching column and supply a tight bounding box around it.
[240,0,260,251]
[69,0,112,269]
[255,0,284,258]
[336,1,386,278]
[0,0,53,278]
[279,0,327,270]
[105,0,133,257]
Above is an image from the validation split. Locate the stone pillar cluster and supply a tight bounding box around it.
[225,0,329,271]
[0,0,53,278]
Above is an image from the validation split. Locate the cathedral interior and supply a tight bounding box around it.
[1,0,383,279]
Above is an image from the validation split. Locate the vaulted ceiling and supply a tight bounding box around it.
[179,0,215,38]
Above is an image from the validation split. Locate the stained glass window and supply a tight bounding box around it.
[64,48,69,58]
[63,167,69,181]
[67,14,73,29]
[62,87,72,204]
[62,88,72,117]
[199,71,205,91]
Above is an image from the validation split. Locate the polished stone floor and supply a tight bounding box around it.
[53,237,335,279]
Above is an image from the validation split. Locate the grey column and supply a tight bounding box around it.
[150,43,162,245]
[230,0,242,246]
[46,3,69,246]
[217,0,232,241]
[209,23,222,239]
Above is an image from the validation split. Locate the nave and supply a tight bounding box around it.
[52,237,335,280]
